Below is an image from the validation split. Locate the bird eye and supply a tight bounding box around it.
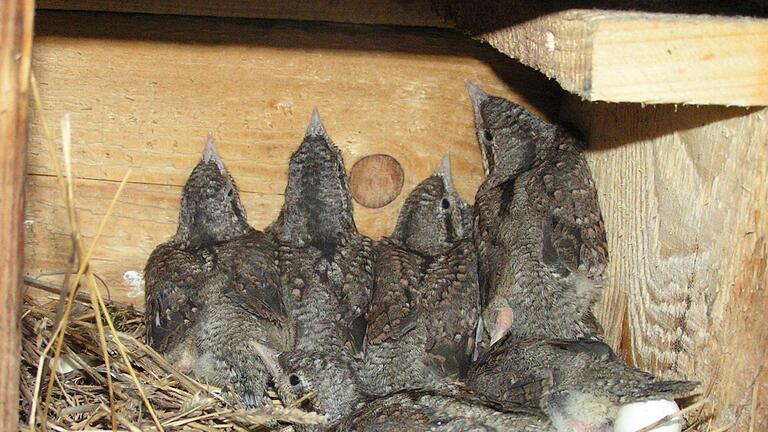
[483,129,493,141]
[441,198,450,209]
[289,374,301,386]
[226,188,234,198]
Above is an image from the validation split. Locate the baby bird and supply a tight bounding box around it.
[335,386,556,432]
[268,110,375,425]
[144,136,293,407]
[361,156,479,396]
[467,337,698,432]
[466,83,609,345]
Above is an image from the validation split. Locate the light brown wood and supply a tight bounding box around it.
[563,98,768,430]
[442,3,768,106]
[349,154,404,208]
[36,0,449,27]
[0,0,34,428]
[26,11,561,306]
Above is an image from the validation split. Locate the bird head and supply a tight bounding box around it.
[545,389,615,432]
[276,109,356,249]
[175,135,250,248]
[466,82,552,186]
[391,155,471,256]
[279,349,363,425]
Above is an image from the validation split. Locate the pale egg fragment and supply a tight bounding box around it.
[614,399,682,432]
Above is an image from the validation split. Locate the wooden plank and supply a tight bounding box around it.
[562,98,768,430]
[440,3,768,106]
[36,0,449,27]
[26,10,561,306]
[0,0,34,428]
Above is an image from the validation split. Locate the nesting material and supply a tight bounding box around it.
[19,292,324,431]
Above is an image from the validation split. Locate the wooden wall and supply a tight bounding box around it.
[25,11,560,305]
[24,9,767,430]
[1,1,34,429]
[563,99,768,431]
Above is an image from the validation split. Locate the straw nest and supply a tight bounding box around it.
[19,288,324,432]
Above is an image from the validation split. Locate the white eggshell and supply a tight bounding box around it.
[614,399,682,432]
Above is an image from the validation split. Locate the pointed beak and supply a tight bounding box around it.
[435,154,466,238]
[490,307,514,345]
[305,108,329,138]
[201,133,226,173]
[251,342,298,404]
[434,154,456,194]
[466,82,494,176]
[466,81,489,125]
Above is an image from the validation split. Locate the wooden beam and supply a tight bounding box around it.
[0,0,34,428]
[442,3,768,106]
[563,98,768,429]
[36,0,449,27]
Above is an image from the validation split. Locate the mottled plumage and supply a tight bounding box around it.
[467,83,609,345]
[467,337,698,432]
[145,136,292,407]
[335,387,555,432]
[268,110,374,425]
[361,156,479,396]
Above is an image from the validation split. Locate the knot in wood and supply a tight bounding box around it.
[349,154,404,208]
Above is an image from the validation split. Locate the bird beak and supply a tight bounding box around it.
[466,81,489,130]
[434,154,456,194]
[465,82,493,177]
[473,317,485,361]
[250,342,298,405]
[305,108,330,139]
[435,154,465,238]
[201,133,226,173]
[490,307,514,345]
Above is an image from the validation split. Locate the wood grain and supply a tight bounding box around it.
[0,0,33,427]
[37,0,449,27]
[26,11,561,306]
[562,98,768,430]
[440,2,768,106]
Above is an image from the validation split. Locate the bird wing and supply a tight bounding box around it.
[338,235,376,351]
[365,241,422,345]
[473,185,505,309]
[144,242,205,353]
[217,230,286,325]
[545,338,617,362]
[421,240,481,378]
[584,356,699,403]
[526,145,608,282]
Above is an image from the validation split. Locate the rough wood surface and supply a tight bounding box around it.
[26,11,561,306]
[441,2,768,106]
[0,0,33,428]
[36,0,449,27]
[562,98,768,430]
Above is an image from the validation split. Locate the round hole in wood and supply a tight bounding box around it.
[349,154,404,208]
